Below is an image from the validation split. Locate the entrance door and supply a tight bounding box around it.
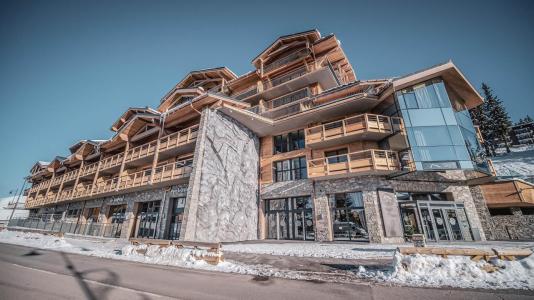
[168,197,185,240]
[137,201,161,239]
[265,197,314,240]
[431,208,449,241]
[106,205,126,238]
[331,192,368,241]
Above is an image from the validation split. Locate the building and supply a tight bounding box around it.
[510,122,534,146]
[23,30,495,243]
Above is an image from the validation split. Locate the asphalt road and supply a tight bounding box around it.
[0,243,533,300]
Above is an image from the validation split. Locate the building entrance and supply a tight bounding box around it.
[397,192,473,242]
[265,196,314,240]
[136,201,161,239]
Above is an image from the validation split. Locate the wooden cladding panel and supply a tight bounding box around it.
[480,181,534,207]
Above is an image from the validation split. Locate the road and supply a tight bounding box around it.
[0,243,533,300]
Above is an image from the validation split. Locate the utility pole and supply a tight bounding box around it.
[8,178,27,224]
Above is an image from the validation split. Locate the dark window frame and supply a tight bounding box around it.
[273,130,305,154]
[273,156,307,182]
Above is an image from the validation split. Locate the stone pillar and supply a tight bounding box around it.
[181,108,259,242]
[123,199,137,239]
[362,190,385,243]
[311,189,332,242]
[469,185,495,240]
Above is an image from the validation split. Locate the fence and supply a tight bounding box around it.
[7,217,125,239]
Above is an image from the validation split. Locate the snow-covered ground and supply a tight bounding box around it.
[2,230,534,290]
[492,147,534,177]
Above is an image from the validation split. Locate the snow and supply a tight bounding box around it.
[492,149,534,177]
[356,251,534,290]
[224,242,398,259]
[2,230,534,290]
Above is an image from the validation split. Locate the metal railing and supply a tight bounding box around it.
[7,217,126,239]
[233,86,258,101]
[265,65,309,89]
[263,48,310,73]
[307,149,401,177]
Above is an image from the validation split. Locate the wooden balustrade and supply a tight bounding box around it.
[158,125,199,152]
[81,161,99,176]
[305,114,394,145]
[307,149,401,178]
[125,140,158,163]
[100,152,124,170]
[152,160,193,184]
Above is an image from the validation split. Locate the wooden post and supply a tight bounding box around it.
[150,127,163,185]
[371,150,377,170]
[72,160,84,199]
[44,172,55,204]
[54,172,66,203]
[90,159,103,196]
[116,142,130,191]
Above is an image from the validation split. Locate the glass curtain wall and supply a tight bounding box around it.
[395,78,487,171]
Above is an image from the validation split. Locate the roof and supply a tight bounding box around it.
[111,107,161,132]
[252,29,322,65]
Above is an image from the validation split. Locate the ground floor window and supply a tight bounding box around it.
[265,196,314,240]
[136,200,161,239]
[168,197,186,240]
[104,204,126,238]
[329,192,368,241]
[396,192,473,242]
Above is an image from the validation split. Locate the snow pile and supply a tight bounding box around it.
[224,242,397,259]
[356,251,534,290]
[121,244,212,266]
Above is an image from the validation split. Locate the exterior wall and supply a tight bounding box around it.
[181,108,259,242]
[260,170,486,243]
[469,185,495,240]
[490,207,534,240]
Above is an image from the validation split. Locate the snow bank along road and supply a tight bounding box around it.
[1,243,534,300]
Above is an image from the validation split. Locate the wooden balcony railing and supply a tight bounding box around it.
[125,140,158,163]
[63,169,79,183]
[159,125,199,152]
[80,161,99,176]
[308,150,401,178]
[263,48,310,73]
[100,152,124,170]
[94,178,119,195]
[118,169,152,190]
[305,114,396,145]
[152,160,193,184]
[58,188,74,201]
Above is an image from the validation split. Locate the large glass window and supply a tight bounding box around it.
[273,157,307,182]
[265,197,314,240]
[325,148,348,164]
[330,192,368,241]
[273,130,305,154]
[396,78,481,171]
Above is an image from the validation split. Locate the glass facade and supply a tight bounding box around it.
[329,192,368,241]
[265,197,314,240]
[395,78,488,171]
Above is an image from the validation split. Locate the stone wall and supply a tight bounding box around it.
[490,207,534,240]
[181,108,259,242]
[469,185,495,240]
[260,171,486,243]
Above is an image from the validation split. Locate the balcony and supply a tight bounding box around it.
[307,149,401,178]
[80,161,99,177]
[158,125,198,154]
[94,177,119,195]
[57,188,74,202]
[263,48,310,74]
[63,169,79,183]
[124,140,158,165]
[265,66,309,89]
[73,184,92,198]
[305,114,401,149]
[100,152,124,171]
[233,86,258,101]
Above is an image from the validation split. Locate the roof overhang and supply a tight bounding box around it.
[111,108,160,132]
[252,29,321,67]
[219,93,381,137]
[480,179,534,207]
[391,61,483,109]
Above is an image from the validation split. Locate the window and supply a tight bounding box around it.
[273,157,307,182]
[273,130,305,154]
[395,192,451,201]
[325,148,348,164]
[520,207,534,215]
[489,208,513,216]
[330,192,368,240]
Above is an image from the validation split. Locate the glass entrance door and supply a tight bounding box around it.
[265,197,314,240]
[137,201,161,239]
[168,197,185,240]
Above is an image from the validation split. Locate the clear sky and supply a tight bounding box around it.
[1,0,533,196]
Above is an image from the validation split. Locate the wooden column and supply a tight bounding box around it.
[150,127,163,185]
[90,159,103,196]
[72,160,85,197]
[44,172,55,204]
[54,172,66,203]
[115,142,130,191]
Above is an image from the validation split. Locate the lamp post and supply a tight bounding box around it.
[8,178,27,224]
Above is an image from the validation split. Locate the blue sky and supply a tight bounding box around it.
[1,0,533,196]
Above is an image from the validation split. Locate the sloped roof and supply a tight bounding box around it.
[252,29,321,65]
